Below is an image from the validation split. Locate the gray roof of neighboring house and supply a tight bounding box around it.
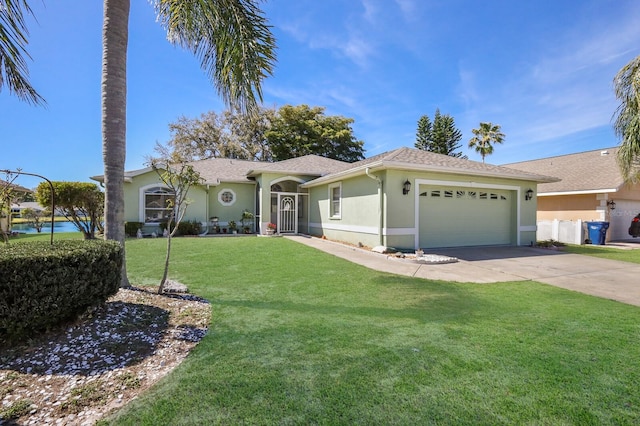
[0,179,32,193]
[503,147,625,194]
[304,147,559,187]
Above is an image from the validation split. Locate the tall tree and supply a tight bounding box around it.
[100,0,276,287]
[613,55,640,183]
[0,0,44,104]
[164,107,275,162]
[414,109,466,158]
[468,122,505,163]
[266,104,365,162]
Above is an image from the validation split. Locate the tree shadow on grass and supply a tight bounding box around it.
[0,300,170,376]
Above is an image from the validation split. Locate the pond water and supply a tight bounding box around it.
[11,221,80,234]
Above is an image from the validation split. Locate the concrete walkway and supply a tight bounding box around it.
[285,235,640,307]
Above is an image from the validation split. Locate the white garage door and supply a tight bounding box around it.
[609,200,640,240]
[418,186,513,248]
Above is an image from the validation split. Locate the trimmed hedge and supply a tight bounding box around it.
[158,220,202,236]
[124,221,144,237]
[0,240,123,340]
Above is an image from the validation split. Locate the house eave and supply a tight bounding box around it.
[538,188,618,197]
[302,160,558,188]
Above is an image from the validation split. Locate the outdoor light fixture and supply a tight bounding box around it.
[525,188,534,201]
[607,200,616,210]
[403,179,411,195]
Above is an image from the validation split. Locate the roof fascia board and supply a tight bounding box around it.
[538,188,618,196]
[304,160,557,188]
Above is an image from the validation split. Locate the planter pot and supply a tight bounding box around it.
[265,229,275,235]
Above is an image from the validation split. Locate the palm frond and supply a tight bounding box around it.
[153,0,276,115]
[613,55,640,183]
[0,0,45,105]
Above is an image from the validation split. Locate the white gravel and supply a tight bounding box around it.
[1,287,211,425]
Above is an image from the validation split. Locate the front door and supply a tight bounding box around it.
[278,193,297,233]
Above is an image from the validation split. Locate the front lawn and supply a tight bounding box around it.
[100,237,640,425]
[565,243,640,264]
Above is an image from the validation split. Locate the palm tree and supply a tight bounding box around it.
[101,0,276,287]
[0,0,44,104]
[613,55,640,183]
[3,1,275,287]
[468,122,505,163]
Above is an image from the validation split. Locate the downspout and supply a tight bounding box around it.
[205,184,210,231]
[365,168,384,246]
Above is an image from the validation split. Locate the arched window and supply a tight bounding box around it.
[143,186,174,222]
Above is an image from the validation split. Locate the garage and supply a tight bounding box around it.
[418,185,514,248]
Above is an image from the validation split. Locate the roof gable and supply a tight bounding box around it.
[503,147,625,194]
[304,147,558,187]
[247,155,351,176]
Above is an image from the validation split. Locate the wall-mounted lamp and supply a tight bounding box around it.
[607,200,616,210]
[402,179,411,195]
[525,188,534,201]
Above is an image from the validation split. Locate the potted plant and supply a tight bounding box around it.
[228,220,237,234]
[266,222,276,235]
[240,210,254,234]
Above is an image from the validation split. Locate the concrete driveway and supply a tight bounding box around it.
[287,236,640,307]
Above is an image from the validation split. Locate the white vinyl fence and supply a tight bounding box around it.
[537,219,585,245]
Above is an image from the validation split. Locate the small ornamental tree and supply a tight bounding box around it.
[149,149,204,293]
[35,181,104,239]
[1,171,32,242]
[22,207,49,233]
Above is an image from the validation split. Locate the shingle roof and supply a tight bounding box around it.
[0,179,31,193]
[305,147,559,186]
[92,155,351,184]
[247,155,351,176]
[188,158,260,183]
[503,147,624,194]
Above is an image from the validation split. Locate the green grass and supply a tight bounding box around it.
[4,231,84,242]
[565,244,640,264]
[95,237,640,425]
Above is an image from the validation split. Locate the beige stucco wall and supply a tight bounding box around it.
[538,188,640,241]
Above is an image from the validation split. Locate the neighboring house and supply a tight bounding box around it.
[10,201,45,219]
[92,147,556,250]
[504,147,640,242]
[0,180,32,234]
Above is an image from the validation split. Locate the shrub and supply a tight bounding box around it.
[159,220,201,236]
[0,240,123,340]
[124,221,144,237]
[177,220,202,236]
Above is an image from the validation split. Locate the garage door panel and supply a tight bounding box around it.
[419,186,512,248]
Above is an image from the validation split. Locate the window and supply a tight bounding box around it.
[329,183,341,218]
[218,188,236,206]
[144,187,174,223]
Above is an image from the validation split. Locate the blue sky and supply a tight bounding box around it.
[2,0,640,189]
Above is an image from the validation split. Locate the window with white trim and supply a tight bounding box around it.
[218,188,236,206]
[144,187,174,223]
[329,183,341,219]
